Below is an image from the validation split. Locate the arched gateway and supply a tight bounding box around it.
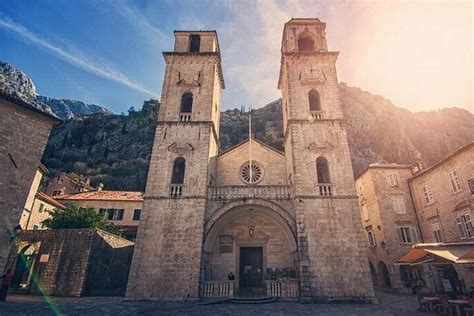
[202,202,298,297]
[126,19,376,303]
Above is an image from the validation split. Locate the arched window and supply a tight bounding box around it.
[171,158,186,184]
[189,34,201,53]
[180,92,193,113]
[298,36,314,52]
[316,156,330,183]
[308,89,321,111]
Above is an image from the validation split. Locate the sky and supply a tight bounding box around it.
[0,0,472,113]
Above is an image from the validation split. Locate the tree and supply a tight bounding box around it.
[42,203,119,235]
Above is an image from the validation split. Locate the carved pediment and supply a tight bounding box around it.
[300,67,326,85]
[168,142,194,155]
[307,141,334,152]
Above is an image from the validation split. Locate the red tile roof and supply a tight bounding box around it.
[58,190,143,202]
[36,192,66,209]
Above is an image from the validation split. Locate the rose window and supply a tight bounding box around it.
[240,162,263,184]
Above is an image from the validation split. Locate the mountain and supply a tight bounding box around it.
[0,61,111,120]
[41,85,473,191]
[36,96,111,120]
[3,60,472,190]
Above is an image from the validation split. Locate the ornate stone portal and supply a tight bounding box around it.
[126,19,375,303]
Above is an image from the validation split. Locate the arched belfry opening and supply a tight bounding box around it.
[298,36,315,52]
[308,89,321,111]
[316,156,330,184]
[171,158,186,184]
[180,92,193,113]
[189,34,201,52]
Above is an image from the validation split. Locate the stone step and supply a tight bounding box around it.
[229,296,277,304]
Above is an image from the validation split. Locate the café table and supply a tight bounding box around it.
[448,299,471,316]
[423,297,441,312]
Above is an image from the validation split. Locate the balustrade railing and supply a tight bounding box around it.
[317,183,333,197]
[202,281,234,298]
[169,184,184,198]
[310,111,324,120]
[208,185,292,200]
[265,279,299,298]
[179,113,192,122]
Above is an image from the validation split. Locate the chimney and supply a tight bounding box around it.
[85,177,91,185]
[97,182,104,191]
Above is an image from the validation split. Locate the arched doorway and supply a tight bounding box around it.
[368,262,377,286]
[203,203,297,297]
[377,261,392,288]
[12,244,38,290]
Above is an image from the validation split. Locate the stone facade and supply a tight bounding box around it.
[409,143,473,244]
[0,92,60,269]
[408,143,474,293]
[127,19,375,302]
[45,172,95,197]
[355,164,421,292]
[5,228,134,297]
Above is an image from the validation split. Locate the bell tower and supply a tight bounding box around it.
[279,19,375,301]
[126,31,224,300]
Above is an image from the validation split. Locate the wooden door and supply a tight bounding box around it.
[239,247,263,288]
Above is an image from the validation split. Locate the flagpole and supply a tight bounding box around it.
[249,105,252,185]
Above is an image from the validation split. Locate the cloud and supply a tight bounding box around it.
[0,16,158,97]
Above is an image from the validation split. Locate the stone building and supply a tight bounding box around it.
[5,228,134,296]
[126,19,375,302]
[57,190,143,240]
[402,142,474,293]
[354,164,421,292]
[45,172,95,197]
[409,142,473,244]
[0,90,61,269]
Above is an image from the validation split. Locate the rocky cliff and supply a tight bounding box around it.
[42,86,473,191]
[3,60,472,191]
[1,61,111,120]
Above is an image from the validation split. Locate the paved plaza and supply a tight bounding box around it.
[0,290,425,315]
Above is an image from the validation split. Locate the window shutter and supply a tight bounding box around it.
[465,214,473,238]
[397,228,403,243]
[456,217,467,239]
[410,227,418,243]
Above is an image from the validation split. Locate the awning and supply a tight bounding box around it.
[396,242,474,265]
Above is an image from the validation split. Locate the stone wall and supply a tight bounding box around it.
[0,96,58,269]
[5,229,134,297]
[216,140,287,186]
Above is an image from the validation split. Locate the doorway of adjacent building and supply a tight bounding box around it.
[11,244,37,291]
[239,247,263,296]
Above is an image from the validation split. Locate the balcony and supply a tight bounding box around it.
[310,111,323,120]
[179,113,192,122]
[208,185,292,200]
[317,183,333,197]
[169,184,184,198]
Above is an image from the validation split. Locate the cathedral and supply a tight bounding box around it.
[126,18,375,302]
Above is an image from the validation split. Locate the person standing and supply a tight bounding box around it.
[0,269,13,301]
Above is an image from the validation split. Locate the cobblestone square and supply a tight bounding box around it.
[0,291,424,315]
